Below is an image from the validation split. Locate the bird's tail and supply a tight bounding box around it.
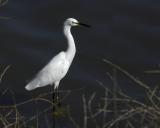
[25,80,40,91]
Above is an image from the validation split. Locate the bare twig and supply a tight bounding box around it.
[103,59,150,90]
[0,65,10,83]
[0,0,8,7]
[88,93,100,128]
[67,107,81,128]
[102,89,108,128]
[82,95,87,128]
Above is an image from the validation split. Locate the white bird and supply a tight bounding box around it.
[25,18,90,101]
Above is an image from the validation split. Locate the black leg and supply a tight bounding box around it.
[56,87,61,106]
[56,87,58,102]
[52,86,55,111]
[52,86,61,108]
[52,86,56,128]
[53,88,57,103]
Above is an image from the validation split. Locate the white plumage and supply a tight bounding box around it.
[25,52,69,90]
[25,18,90,91]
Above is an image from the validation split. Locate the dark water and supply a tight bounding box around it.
[0,0,160,127]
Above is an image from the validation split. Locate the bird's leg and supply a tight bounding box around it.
[56,87,59,102]
[53,81,61,106]
[52,87,59,104]
[56,87,61,106]
[53,87,57,103]
[52,85,56,116]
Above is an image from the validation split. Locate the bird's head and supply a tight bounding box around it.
[64,18,90,27]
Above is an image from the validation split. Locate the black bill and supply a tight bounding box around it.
[78,22,91,27]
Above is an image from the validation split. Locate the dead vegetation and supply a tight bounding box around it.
[0,59,160,128]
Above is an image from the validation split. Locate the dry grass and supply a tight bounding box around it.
[0,59,160,128]
[0,0,8,7]
[68,59,160,128]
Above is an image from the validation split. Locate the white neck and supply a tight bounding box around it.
[63,25,76,63]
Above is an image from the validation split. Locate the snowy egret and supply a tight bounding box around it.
[25,18,90,101]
